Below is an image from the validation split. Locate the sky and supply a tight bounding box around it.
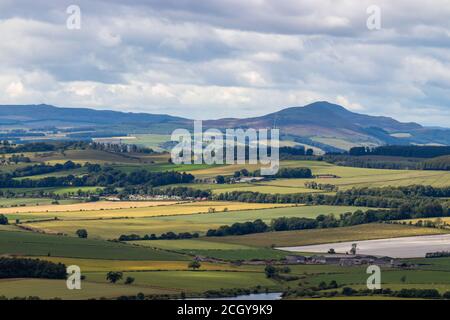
[0,0,449,126]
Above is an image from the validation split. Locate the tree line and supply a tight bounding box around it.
[0,164,195,188]
[0,258,66,279]
[213,189,448,217]
[348,145,450,158]
[205,206,448,238]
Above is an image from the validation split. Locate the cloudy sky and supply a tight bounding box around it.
[0,0,449,125]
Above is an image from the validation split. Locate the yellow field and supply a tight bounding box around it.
[0,200,180,214]
[179,160,450,195]
[34,257,259,272]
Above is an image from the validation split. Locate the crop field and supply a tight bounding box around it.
[0,229,188,260]
[0,198,79,208]
[22,205,367,239]
[36,256,261,272]
[15,201,293,222]
[1,200,180,214]
[206,223,450,248]
[31,149,145,164]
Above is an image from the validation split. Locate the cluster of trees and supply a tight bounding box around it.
[90,142,154,154]
[0,258,66,279]
[6,154,31,164]
[420,156,450,170]
[0,214,8,225]
[214,188,449,218]
[120,186,211,199]
[118,231,199,241]
[348,145,450,158]
[264,265,291,279]
[11,161,80,177]
[279,146,314,156]
[0,141,58,154]
[105,271,135,285]
[342,185,450,198]
[394,288,442,299]
[304,181,338,192]
[323,154,450,171]
[206,219,269,237]
[0,165,195,189]
[323,154,421,170]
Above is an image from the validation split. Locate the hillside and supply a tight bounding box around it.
[0,102,449,151]
[204,101,450,151]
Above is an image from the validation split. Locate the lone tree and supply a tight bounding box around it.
[188,260,201,271]
[350,243,357,255]
[215,175,225,184]
[106,271,123,284]
[125,276,135,285]
[264,265,278,278]
[0,214,8,225]
[75,229,88,238]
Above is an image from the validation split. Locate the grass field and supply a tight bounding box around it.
[0,198,79,208]
[132,239,288,260]
[205,223,450,247]
[23,205,367,239]
[0,278,176,299]
[0,229,188,260]
[36,256,261,272]
[86,270,279,292]
[0,186,104,196]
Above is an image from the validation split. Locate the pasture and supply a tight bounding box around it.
[0,229,188,260]
[0,278,175,299]
[132,239,288,260]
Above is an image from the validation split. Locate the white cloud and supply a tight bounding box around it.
[0,1,448,125]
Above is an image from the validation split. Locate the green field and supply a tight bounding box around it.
[0,229,188,260]
[133,239,288,260]
[0,198,79,208]
[86,270,279,293]
[206,223,449,247]
[172,160,450,194]
[24,205,370,239]
[0,278,175,299]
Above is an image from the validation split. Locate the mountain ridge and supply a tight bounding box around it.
[0,101,448,150]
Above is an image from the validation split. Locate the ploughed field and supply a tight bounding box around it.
[279,233,450,258]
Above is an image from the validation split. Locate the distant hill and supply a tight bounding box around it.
[0,102,449,151]
[0,104,188,128]
[205,101,450,151]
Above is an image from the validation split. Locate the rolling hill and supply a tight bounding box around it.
[0,102,449,151]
